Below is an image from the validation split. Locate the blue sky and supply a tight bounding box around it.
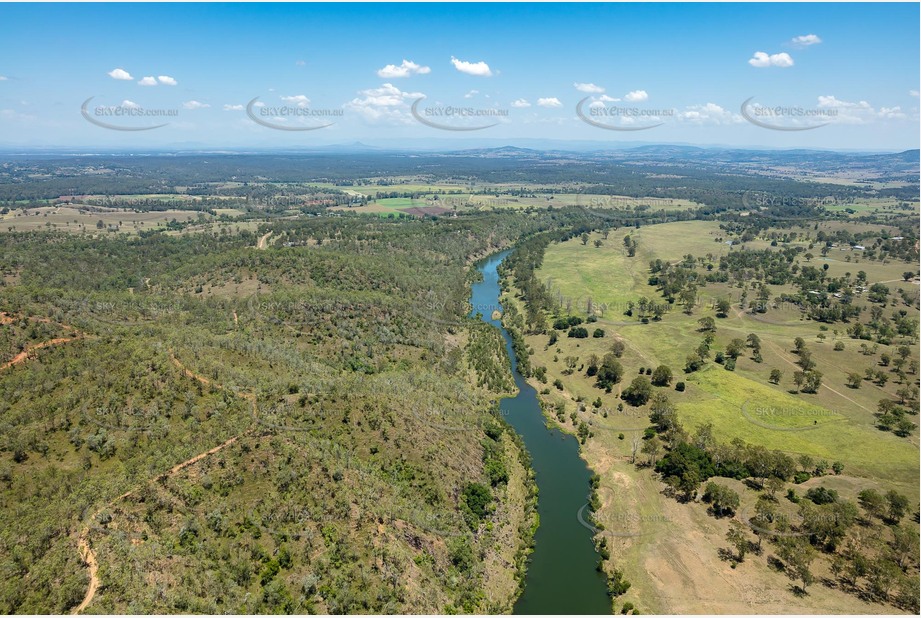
[0,2,918,150]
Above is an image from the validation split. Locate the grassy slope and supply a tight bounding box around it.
[521,220,918,614]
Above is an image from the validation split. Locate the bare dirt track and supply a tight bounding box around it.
[71,349,259,614]
[1,337,82,371]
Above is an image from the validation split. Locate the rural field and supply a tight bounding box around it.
[508,216,919,613]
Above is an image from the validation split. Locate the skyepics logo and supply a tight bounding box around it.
[81,97,177,131]
[410,97,506,131]
[575,96,670,131]
[246,96,340,131]
[577,486,670,538]
[740,97,836,131]
[741,191,840,211]
[591,407,649,432]
[81,403,165,434]
[740,398,839,432]
[76,297,187,327]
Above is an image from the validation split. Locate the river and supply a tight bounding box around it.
[469,250,611,615]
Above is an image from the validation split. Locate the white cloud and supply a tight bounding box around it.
[816,95,870,110]
[910,90,919,98]
[108,68,133,81]
[0,76,7,81]
[599,94,620,102]
[803,95,911,125]
[157,75,177,86]
[748,51,794,68]
[464,90,479,99]
[295,60,306,67]
[624,90,649,102]
[450,56,492,77]
[345,83,424,123]
[183,100,210,110]
[537,97,563,108]
[137,76,158,86]
[121,100,140,109]
[574,82,604,93]
[377,59,431,78]
[878,106,906,119]
[223,104,244,111]
[510,98,531,108]
[791,34,822,47]
[679,102,739,125]
[281,94,311,108]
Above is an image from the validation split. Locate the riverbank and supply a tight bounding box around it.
[471,251,611,615]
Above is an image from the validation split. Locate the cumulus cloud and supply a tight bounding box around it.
[574,82,604,93]
[878,106,906,119]
[599,94,621,102]
[108,68,133,81]
[377,59,431,78]
[797,95,910,124]
[0,76,7,81]
[464,90,479,99]
[157,75,177,86]
[537,97,563,108]
[510,98,531,108]
[910,90,919,98]
[137,76,158,86]
[791,34,822,47]
[748,51,794,68]
[624,90,649,102]
[450,56,492,77]
[183,100,210,110]
[345,82,424,123]
[295,60,306,67]
[121,100,140,109]
[679,102,740,125]
[281,94,311,107]
[223,104,244,111]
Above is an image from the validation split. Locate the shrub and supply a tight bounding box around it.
[651,365,672,386]
[805,486,838,505]
[622,376,652,406]
[461,483,492,523]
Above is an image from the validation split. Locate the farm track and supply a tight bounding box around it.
[1,313,87,371]
[72,348,260,614]
[764,338,875,416]
[1,337,83,371]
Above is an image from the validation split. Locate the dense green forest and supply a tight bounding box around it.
[0,210,619,613]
